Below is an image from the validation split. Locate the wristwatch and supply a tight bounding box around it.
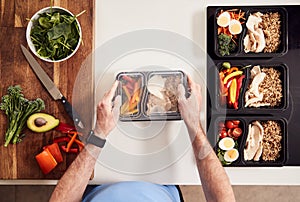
[86,130,106,148]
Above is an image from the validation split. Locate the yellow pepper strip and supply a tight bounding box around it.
[229,78,237,104]
[224,71,243,84]
[122,86,131,101]
[121,101,129,114]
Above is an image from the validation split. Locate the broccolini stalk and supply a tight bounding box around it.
[0,85,45,147]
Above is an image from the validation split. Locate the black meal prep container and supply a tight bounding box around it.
[116,70,188,121]
[211,117,287,167]
[215,63,289,115]
[214,8,248,58]
[214,7,288,58]
[207,5,292,167]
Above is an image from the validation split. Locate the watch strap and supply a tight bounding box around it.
[86,130,106,148]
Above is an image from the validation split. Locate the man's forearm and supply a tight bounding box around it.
[192,127,235,202]
[49,144,101,202]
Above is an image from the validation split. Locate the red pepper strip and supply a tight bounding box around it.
[60,145,79,153]
[67,134,85,148]
[125,83,134,91]
[234,75,245,109]
[66,132,78,152]
[53,136,71,143]
[45,143,63,163]
[122,75,134,83]
[35,148,57,175]
[55,122,76,133]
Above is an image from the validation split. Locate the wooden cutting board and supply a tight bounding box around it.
[0,0,94,179]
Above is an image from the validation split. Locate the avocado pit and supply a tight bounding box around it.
[34,117,48,127]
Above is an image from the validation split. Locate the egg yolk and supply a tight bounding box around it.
[224,139,234,149]
[227,149,237,158]
[218,17,230,27]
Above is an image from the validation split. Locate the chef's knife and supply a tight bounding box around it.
[20,44,84,129]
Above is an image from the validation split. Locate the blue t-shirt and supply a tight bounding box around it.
[82,181,181,202]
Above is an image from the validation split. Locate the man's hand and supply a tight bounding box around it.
[177,75,203,140]
[94,80,121,137]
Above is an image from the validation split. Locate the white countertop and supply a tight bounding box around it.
[1,0,300,185]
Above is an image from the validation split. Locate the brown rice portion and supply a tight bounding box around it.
[259,67,283,107]
[260,12,281,53]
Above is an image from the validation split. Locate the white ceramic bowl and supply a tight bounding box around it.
[26,6,82,62]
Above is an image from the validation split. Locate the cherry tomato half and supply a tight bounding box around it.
[232,128,243,138]
[219,130,228,138]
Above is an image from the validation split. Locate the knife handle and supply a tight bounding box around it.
[61,96,84,129]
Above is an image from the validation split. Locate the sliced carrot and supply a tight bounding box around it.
[66,132,78,152]
[130,89,140,105]
[125,108,139,115]
[128,100,138,111]
[67,134,85,148]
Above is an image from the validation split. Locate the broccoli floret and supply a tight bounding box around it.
[0,85,45,147]
[218,34,236,56]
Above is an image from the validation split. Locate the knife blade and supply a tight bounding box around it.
[21,44,84,129]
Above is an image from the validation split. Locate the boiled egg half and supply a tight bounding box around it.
[229,19,242,35]
[217,11,231,27]
[224,148,239,162]
[218,137,235,151]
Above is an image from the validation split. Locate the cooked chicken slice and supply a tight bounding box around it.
[253,121,264,161]
[245,93,263,107]
[249,72,266,97]
[250,65,261,77]
[246,14,262,34]
[249,32,257,52]
[255,29,266,53]
[243,35,251,53]
[244,121,264,161]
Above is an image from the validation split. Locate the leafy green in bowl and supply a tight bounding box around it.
[26,6,82,62]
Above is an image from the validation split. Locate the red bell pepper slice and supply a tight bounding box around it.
[234,75,245,109]
[35,148,57,175]
[60,145,79,153]
[55,122,76,133]
[53,136,71,143]
[121,75,134,83]
[44,143,63,163]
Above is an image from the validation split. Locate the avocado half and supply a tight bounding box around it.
[27,113,59,133]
